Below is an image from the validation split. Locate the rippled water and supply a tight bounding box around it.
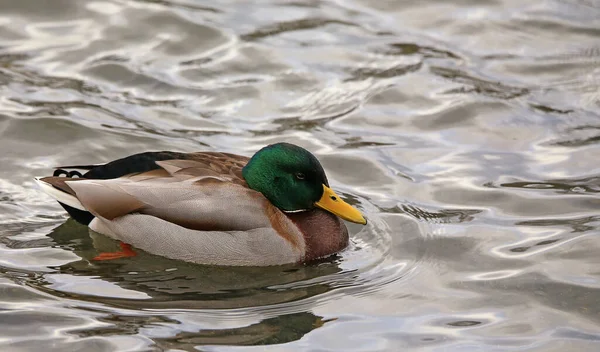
[1,0,599,350]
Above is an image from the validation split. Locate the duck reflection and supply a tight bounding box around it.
[44,219,347,310]
[71,309,331,348]
[154,312,333,348]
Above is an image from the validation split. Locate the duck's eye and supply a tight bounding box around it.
[295,172,305,180]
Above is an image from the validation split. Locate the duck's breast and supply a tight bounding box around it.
[285,209,349,262]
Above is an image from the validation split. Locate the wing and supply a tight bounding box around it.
[45,151,251,224]
[39,156,271,232]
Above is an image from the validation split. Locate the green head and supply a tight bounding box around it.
[242,143,367,224]
[242,143,328,212]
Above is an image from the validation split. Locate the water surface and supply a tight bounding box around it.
[1,0,600,351]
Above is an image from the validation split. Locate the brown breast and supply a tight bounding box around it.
[285,209,349,262]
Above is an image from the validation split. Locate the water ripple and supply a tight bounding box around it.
[1,0,600,350]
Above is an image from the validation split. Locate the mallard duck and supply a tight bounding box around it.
[35,143,367,266]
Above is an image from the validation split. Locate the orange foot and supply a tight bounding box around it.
[93,242,137,261]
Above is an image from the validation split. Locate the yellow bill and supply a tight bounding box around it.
[315,184,367,225]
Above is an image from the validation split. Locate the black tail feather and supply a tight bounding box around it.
[58,202,94,225]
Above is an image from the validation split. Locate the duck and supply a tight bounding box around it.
[34,142,367,266]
